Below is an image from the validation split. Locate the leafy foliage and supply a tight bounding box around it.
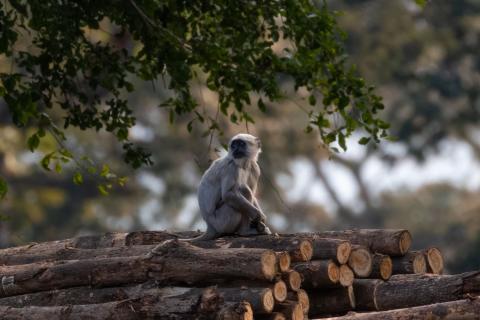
[0,0,387,194]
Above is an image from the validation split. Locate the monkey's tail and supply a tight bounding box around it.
[179,225,217,241]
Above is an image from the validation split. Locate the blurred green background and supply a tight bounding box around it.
[1,0,479,273]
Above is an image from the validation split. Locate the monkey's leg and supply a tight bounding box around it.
[209,204,243,235]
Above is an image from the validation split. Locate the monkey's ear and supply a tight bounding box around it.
[256,137,262,149]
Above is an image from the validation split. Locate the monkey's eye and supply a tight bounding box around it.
[231,140,246,148]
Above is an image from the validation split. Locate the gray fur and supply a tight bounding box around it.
[192,133,271,240]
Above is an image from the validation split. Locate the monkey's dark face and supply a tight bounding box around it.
[230,139,248,159]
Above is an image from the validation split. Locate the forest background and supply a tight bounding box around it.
[1,0,479,274]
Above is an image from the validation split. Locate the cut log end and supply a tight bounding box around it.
[348,247,373,277]
[399,230,412,255]
[218,301,254,320]
[276,252,291,273]
[273,280,288,302]
[276,301,304,320]
[413,253,427,274]
[339,265,355,287]
[282,270,302,292]
[296,289,310,315]
[328,260,341,284]
[261,251,278,281]
[379,256,393,280]
[337,241,352,265]
[262,288,276,313]
[425,247,444,275]
[299,240,313,262]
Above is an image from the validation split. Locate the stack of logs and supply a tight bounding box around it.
[0,229,478,320]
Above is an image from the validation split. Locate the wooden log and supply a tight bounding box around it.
[276,252,291,273]
[316,297,480,320]
[354,271,480,311]
[289,230,411,256]
[281,270,302,292]
[308,286,355,316]
[294,237,351,264]
[423,247,444,274]
[286,289,310,316]
[0,244,156,266]
[0,287,251,320]
[293,260,339,288]
[391,251,426,275]
[216,287,274,314]
[0,240,276,297]
[271,280,288,303]
[274,301,304,320]
[339,265,354,287]
[368,254,392,280]
[0,231,311,264]
[348,246,372,278]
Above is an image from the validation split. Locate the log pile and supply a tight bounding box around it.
[0,229,477,320]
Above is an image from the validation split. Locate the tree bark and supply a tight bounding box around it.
[215,287,275,314]
[354,272,480,311]
[308,286,355,317]
[316,297,480,320]
[368,254,392,280]
[0,287,251,320]
[391,251,426,275]
[293,260,339,288]
[348,246,372,278]
[0,240,276,297]
[291,230,411,256]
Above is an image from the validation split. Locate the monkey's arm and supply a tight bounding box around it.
[221,166,263,220]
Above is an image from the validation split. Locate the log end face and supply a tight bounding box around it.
[399,231,412,255]
[262,288,275,313]
[261,251,277,281]
[327,260,340,284]
[288,271,303,292]
[300,240,313,262]
[273,280,288,302]
[277,252,291,273]
[380,256,393,280]
[426,247,444,275]
[413,253,427,274]
[337,241,352,265]
[339,265,354,287]
[349,248,373,278]
[292,302,304,320]
[297,289,310,315]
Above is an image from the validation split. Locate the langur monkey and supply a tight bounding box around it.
[192,133,272,240]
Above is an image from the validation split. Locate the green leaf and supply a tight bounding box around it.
[118,176,128,187]
[338,132,347,151]
[258,98,267,112]
[27,134,40,152]
[0,176,8,199]
[41,152,55,171]
[414,0,427,7]
[73,172,83,185]
[55,162,62,173]
[358,137,370,145]
[100,164,110,178]
[98,184,109,196]
[308,95,317,106]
